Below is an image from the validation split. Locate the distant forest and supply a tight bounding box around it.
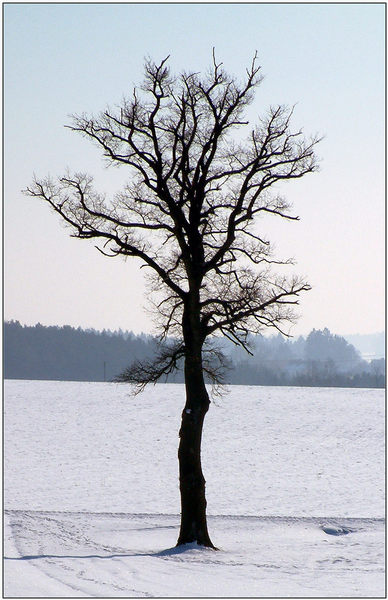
[4,321,385,388]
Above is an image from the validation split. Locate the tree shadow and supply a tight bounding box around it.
[4,543,216,562]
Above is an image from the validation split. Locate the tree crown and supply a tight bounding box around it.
[26,54,319,388]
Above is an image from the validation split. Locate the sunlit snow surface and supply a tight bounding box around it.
[4,381,385,597]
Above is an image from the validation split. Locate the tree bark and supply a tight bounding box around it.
[176,339,216,548]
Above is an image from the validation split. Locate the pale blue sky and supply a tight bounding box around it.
[4,3,385,335]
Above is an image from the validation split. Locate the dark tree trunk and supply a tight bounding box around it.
[176,304,216,548]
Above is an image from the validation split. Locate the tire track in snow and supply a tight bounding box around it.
[5,510,155,597]
[4,510,385,597]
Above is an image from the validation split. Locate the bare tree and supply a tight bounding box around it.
[26,53,319,549]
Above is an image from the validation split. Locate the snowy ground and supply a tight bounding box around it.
[4,381,385,597]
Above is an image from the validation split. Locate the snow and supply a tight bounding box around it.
[4,380,385,597]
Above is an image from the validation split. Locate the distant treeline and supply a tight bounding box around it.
[4,321,385,388]
[228,328,385,388]
[4,321,157,383]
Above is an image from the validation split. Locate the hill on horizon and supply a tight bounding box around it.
[343,332,385,360]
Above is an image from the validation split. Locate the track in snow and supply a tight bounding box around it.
[4,510,385,597]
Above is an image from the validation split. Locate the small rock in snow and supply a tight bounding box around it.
[321,525,352,536]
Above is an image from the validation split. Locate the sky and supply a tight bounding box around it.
[4,2,385,337]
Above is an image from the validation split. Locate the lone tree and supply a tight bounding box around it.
[26,53,319,549]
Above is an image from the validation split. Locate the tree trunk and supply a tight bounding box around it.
[176,349,216,548]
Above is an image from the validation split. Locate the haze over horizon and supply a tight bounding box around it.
[4,4,385,337]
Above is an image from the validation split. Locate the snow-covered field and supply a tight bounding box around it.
[4,380,385,597]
